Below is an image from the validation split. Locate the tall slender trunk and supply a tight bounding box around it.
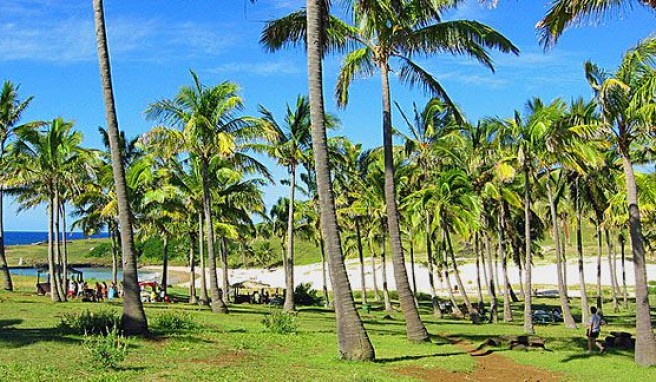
[284,165,296,311]
[355,219,367,305]
[498,206,512,322]
[546,181,576,329]
[479,233,491,298]
[370,240,381,302]
[620,233,628,309]
[53,191,66,301]
[605,229,619,311]
[484,231,498,323]
[93,0,147,335]
[621,153,656,366]
[379,63,428,342]
[221,236,230,303]
[0,188,12,291]
[161,235,168,291]
[306,0,375,359]
[560,219,568,294]
[494,243,501,300]
[596,218,603,311]
[61,203,69,287]
[198,211,208,305]
[48,195,62,302]
[408,230,418,307]
[440,231,462,317]
[110,227,118,285]
[188,232,197,304]
[201,160,227,313]
[425,213,440,316]
[474,233,484,305]
[575,178,589,324]
[380,227,392,311]
[444,224,474,314]
[319,236,330,307]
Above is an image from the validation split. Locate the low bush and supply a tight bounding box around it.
[88,242,112,258]
[59,309,120,335]
[262,309,297,334]
[293,283,322,306]
[150,311,199,333]
[84,327,128,370]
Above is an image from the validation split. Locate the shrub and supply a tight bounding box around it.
[262,309,297,334]
[88,242,112,258]
[84,327,128,370]
[150,311,199,333]
[59,309,120,336]
[293,283,322,306]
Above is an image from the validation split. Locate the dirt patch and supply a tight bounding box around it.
[395,336,562,382]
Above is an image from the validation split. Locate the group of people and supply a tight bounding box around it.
[67,278,120,302]
[140,285,171,303]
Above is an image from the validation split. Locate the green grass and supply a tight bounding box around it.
[2,277,656,381]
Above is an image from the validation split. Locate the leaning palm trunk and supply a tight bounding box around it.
[444,225,474,314]
[595,218,603,310]
[48,195,62,302]
[379,63,429,342]
[478,233,491,298]
[189,232,197,304]
[221,236,230,303]
[474,233,484,305]
[110,227,118,285]
[546,181,577,329]
[0,188,12,291]
[440,233,462,317]
[93,0,147,335]
[201,161,227,313]
[425,213,440,316]
[319,236,330,307]
[484,231,498,323]
[498,207,512,322]
[161,236,168,291]
[380,229,393,311]
[284,164,296,311]
[198,212,208,304]
[621,153,656,366]
[619,234,628,309]
[305,0,375,360]
[355,219,367,305]
[408,232,418,306]
[575,179,590,324]
[605,229,619,312]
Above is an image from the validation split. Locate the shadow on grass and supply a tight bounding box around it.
[0,318,82,348]
[375,351,467,364]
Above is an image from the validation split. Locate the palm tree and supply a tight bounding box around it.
[259,96,314,311]
[0,81,34,291]
[92,0,148,335]
[584,37,656,365]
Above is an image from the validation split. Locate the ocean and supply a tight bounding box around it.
[3,231,109,246]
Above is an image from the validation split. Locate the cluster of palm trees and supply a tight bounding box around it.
[0,0,654,366]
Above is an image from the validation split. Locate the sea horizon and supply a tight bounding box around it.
[3,231,109,246]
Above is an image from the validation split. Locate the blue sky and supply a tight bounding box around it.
[1,0,653,231]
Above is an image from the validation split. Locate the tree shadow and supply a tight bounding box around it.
[0,318,82,349]
[375,351,467,364]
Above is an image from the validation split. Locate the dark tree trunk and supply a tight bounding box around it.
[425,213,440,316]
[379,63,428,342]
[201,160,227,313]
[369,239,381,302]
[484,231,498,323]
[408,230,418,307]
[48,195,62,302]
[284,164,296,311]
[0,188,12,291]
[605,229,619,312]
[440,231,462,317]
[355,219,367,305]
[189,231,197,304]
[93,0,147,335]
[498,206,512,322]
[305,0,375,360]
[380,227,393,312]
[53,191,66,301]
[221,236,230,303]
[596,218,603,311]
[474,233,484,305]
[319,236,330,307]
[198,211,208,305]
[110,227,118,285]
[444,224,474,314]
[61,203,69,288]
[620,153,656,366]
[620,233,628,309]
[575,178,589,324]
[546,181,576,329]
[161,235,168,291]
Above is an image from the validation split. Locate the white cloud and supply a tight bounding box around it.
[208,60,304,76]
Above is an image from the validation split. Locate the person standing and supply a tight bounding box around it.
[587,306,606,354]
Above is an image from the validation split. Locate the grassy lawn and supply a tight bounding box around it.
[1,276,655,381]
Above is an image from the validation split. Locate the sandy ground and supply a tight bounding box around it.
[143,256,656,296]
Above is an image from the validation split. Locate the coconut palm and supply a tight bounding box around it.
[0,81,35,291]
[583,37,656,365]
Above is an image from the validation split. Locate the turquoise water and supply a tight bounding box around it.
[9,267,158,282]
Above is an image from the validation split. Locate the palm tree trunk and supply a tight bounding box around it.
[53,191,66,301]
[379,63,429,342]
[221,236,230,303]
[498,205,512,322]
[0,188,12,291]
[319,236,330,307]
[380,227,393,312]
[189,232,197,304]
[575,178,589,324]
[474,233,484,305]
[444,224,474,314]
[620,233,628,309]
[605,229,619,312]
[355,219,367,305]
[284,165,296,311]
[484,231,498,323]
[161,235,168,291]
[494,244,501,301]
[408,231,418,307]
[306,0,375,359]
[61,203,69,288]
[201,160,227,313]
[370,240,381,302]
[425,213,440,317]
[110,227,118,285]
[546,181,576,329]
[198,211,208,305]
[621,153,656,366]
[440,232,462,317]
[596,217,603,311]
[48,195,62,302]
[479,233,491,298]
[93,0,147,335]
[561,220,568,293]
